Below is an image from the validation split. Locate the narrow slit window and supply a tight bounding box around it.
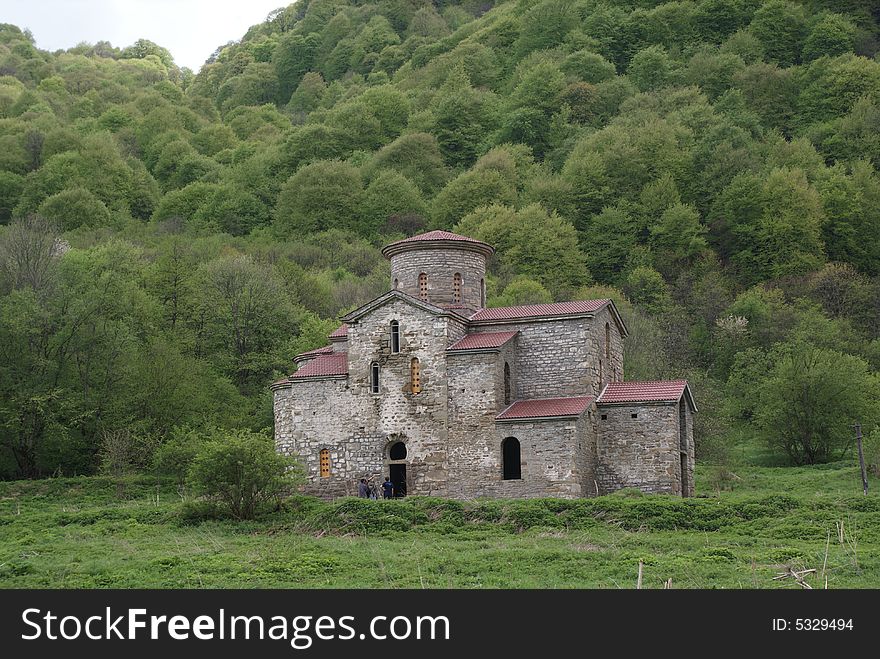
[370,361,380,394]
[453,273,462,304]
[418,273,428,301]
[319,449,330,478]
[410,357,421,394]
[480,278,486,307]
[503,362,511,406]
[605,322,611,363]
[390,320,400,354]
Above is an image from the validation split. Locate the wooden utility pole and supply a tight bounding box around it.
[854,422,868,496]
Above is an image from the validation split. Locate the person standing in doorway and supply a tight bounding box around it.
[382,477,393,499]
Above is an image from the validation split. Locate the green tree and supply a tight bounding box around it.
[193,254,295,392]
[432,66,499,167]
[455,203,588,296]
[627,45,679,92]
[187,428,301,519]
[802,13,856,62]
[362,170,426,233]
[275,160,363,236]
[490,277,553,307]
[747,0,806,66]
[368,132,448,194]
[37,187,111,230]
[431,169,516,229]
[728,342,880,464]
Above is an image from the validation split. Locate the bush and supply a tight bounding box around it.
[187,429,302,520]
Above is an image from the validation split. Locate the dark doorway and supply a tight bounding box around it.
[389,463,407,497]
[502,437,521,480]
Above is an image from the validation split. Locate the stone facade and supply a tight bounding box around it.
[272,231,696,500]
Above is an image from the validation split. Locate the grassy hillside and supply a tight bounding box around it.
[1,464,878,588]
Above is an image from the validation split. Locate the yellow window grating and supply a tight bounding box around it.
[453,273,462,303]
[411,359,421,394]
[419,273,428,300]
[319,449,330,477]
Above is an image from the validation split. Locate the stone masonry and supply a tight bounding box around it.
[272,230,696,500]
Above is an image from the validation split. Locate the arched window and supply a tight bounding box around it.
[480,278,486,307]
[418,273,428,301]
[453,273,462,304]
[390,320,400,354]
[389,441,407,460]
[502,437,521,480]
[503,362,511,405]
[370,361,380,394]
[393,278,399,290]
[605,322,611,363]
[319,449,330,478]
[410,357,421,394]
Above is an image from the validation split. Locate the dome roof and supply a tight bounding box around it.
[381,230,494,258]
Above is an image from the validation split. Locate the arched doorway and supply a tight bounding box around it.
[386,440,407,497]
[502,437,521,480]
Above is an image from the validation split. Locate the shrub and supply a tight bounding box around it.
[187,429,302,520]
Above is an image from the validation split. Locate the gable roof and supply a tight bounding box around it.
[340,289,470,324]
[597,380,696,412]
[469,299,628,336]
[447,331,518,352]
[381,230,494,258]
[289,352,348,380]
[496,396,594,421]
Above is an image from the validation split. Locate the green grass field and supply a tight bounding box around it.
[1,462,878,589]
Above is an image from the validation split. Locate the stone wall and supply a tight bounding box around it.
[389,247,487,312]
[468,317,603,399]
[487,417,587,499]
[595,402,681,494]
[275,298,467,498]
[590,305,625,386]
[678,399,695,497]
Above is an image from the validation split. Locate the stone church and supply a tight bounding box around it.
[272,230,696,500]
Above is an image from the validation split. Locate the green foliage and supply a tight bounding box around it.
[431,168,516,229]
[728,342,880,465]
[187,428,302,520]
[456,203,588,296]
[275,160,363,236]
[0,0,879,479]
[37,187,111,230]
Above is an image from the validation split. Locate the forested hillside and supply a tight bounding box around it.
[1,0,879,480]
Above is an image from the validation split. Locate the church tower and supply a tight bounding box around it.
[381,230,495,315]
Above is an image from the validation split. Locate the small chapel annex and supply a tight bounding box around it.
[272,230,696,500]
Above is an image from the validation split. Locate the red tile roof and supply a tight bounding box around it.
[329,324,348,339]
[393,230,487,245]
[290,352,348,379]
[293,346,333,362]
[597,380,689,405]
[470,299,610,322]
[497,396,594,421]
[448,331,518,351]
[382,230,494,257]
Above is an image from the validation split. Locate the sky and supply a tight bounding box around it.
[4,0,291,71]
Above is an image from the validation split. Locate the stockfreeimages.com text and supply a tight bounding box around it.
[21,607,450,649]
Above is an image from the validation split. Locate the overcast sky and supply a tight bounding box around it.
[4,0,290,71]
